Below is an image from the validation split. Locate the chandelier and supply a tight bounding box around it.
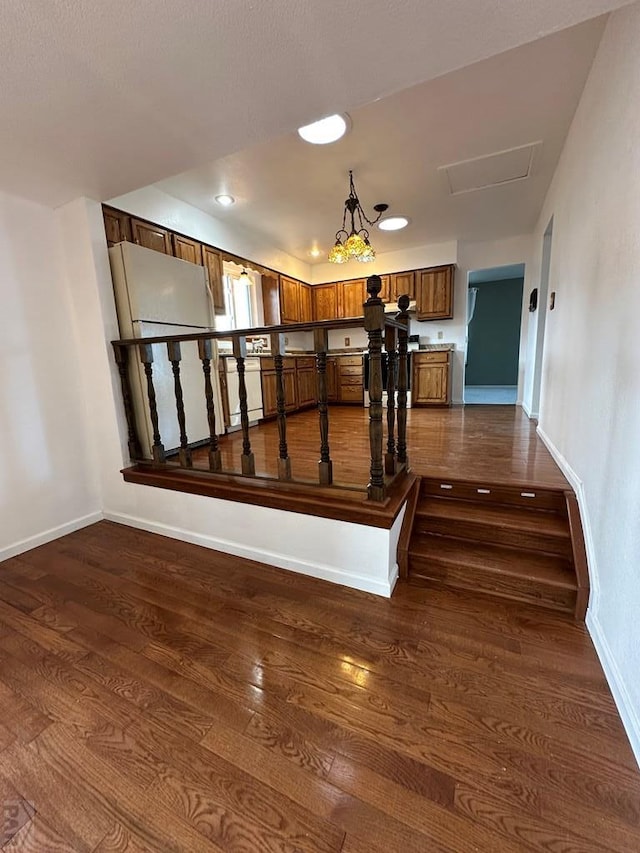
[328,171,388,264]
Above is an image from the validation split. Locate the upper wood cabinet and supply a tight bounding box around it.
[202,246,225,315]
[280,276,301,324]
[299,283,312,323]
[103,207,131,247]
[339,279,366,319]
[416,264,455,320]
[130,218,172,255]
[262,274,281,326]
[391,271,415,302]
[378,275,391,303]
[172,234,203,265]
[312,283,340,321]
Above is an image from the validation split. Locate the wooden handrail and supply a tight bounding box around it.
[111,281,412,502]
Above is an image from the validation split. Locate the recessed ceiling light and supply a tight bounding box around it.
[215,194,235,206]
[308,247,322,258]
[378,216,410,231]
[297,114,350,145]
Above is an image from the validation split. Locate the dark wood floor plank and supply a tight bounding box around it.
[0,520,638,852]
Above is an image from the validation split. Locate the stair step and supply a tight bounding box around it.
[409,536,576,612]
[420,478,566,511]
[414,498,570,556]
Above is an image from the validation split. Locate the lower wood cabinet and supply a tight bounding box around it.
[296,357,317,408]
[412,351,452,406]
[261,357,298,417]
[337,355,364,404]
[326,357,339,402]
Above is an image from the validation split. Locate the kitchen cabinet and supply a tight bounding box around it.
[326,357,339,402]
[280,276,301,324]
[299,284,313,323]
[172,234,203,265]
[312,284,340,321]
[391,271,415,301]
[416,264,455,320]
[378,275,391,303]
[262,273,281,326]
[339,279,366,319]
[202,246,225,316]
[412,351,452,405]
[260,357,298,417]
[130,218,173,255]
[337,355,364,404]
[296,357,317,408]
[103,206,131,247]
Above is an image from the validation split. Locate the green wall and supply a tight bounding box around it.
[465,278,524,386]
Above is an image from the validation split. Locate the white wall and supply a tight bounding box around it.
[55,197,403,596]
[0,191,101,560]
[532,4,640,766]
[109,185,311,283]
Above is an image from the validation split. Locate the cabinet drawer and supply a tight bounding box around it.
[340,386,364,402]
[296,357,316,369]
[415,352,449,364]
[260,357,296,372]
[339,365,364,377]
[337,356,363,366]
[340,375,363,387]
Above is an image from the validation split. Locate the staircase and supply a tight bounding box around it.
[406,477,588,619]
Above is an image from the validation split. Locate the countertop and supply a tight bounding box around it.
[220,344,454,358]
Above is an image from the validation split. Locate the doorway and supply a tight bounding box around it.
[464,264,525,405]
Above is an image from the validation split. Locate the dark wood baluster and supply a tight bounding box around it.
[364,275,386,501]
[314,327,333,486]
[138,343,165,464]
[167,341,192,468]
[233,336,256,476]
[113,343,142,460]
[198,339,222,472]
[396,294,410,469]
[385,326,398,475]
[270,332,292,480]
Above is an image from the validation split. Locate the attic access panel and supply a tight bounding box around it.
[441,142,541,195]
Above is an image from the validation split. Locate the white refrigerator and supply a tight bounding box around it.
[109,242,223,458]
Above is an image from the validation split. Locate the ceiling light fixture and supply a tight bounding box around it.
[378,215,410,231]
[298,114,350,145]
[239,268,252,285]
[215,194,235,206]
[308,247,322,258]
[328,171,388,264]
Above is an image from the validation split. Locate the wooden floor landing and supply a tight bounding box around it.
[0,521,638,851]
[191,405,570,491]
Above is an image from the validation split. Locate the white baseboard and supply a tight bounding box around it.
[522,400,538,419]
[103,510,394,598]
[0,511,103,563]
[587,611,640,769]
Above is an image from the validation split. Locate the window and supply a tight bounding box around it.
[215,268,258,331]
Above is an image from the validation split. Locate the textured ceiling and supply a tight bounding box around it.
[156,18,606,259]
[0,0,631,207]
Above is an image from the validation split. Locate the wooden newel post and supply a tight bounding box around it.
[198,338,222,472]
[396,294,410,469]
[270,332,292,480]
[314,327,333,486]
[113,344,142,461]
[138,343,165,464]
[364,275,386,502]
[233,336,256,476]
[385,325,398,475]
[167,340,193,468]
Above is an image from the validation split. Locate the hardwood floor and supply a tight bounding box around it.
[192,405,569,490]
[1,521,639,851]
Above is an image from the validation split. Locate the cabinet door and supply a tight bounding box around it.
[202,246,225,315]
[340,279,366,318]
[280,277,300,324]
[298,284,312,323]
[261,371,278,417]
[412,354,451,405]
[392,271,415,301]
[130,218,172,255]
[378,275,391,303]
[312,284,339,321]
[103,207,131,246]
[416,265,454,320]
[297,367,317,407]
[283,368,298,411]
[172,234,203,265]
[262,274,281,326]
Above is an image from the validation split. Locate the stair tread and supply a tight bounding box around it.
[409,536,576,588]
[416,497,569,537]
